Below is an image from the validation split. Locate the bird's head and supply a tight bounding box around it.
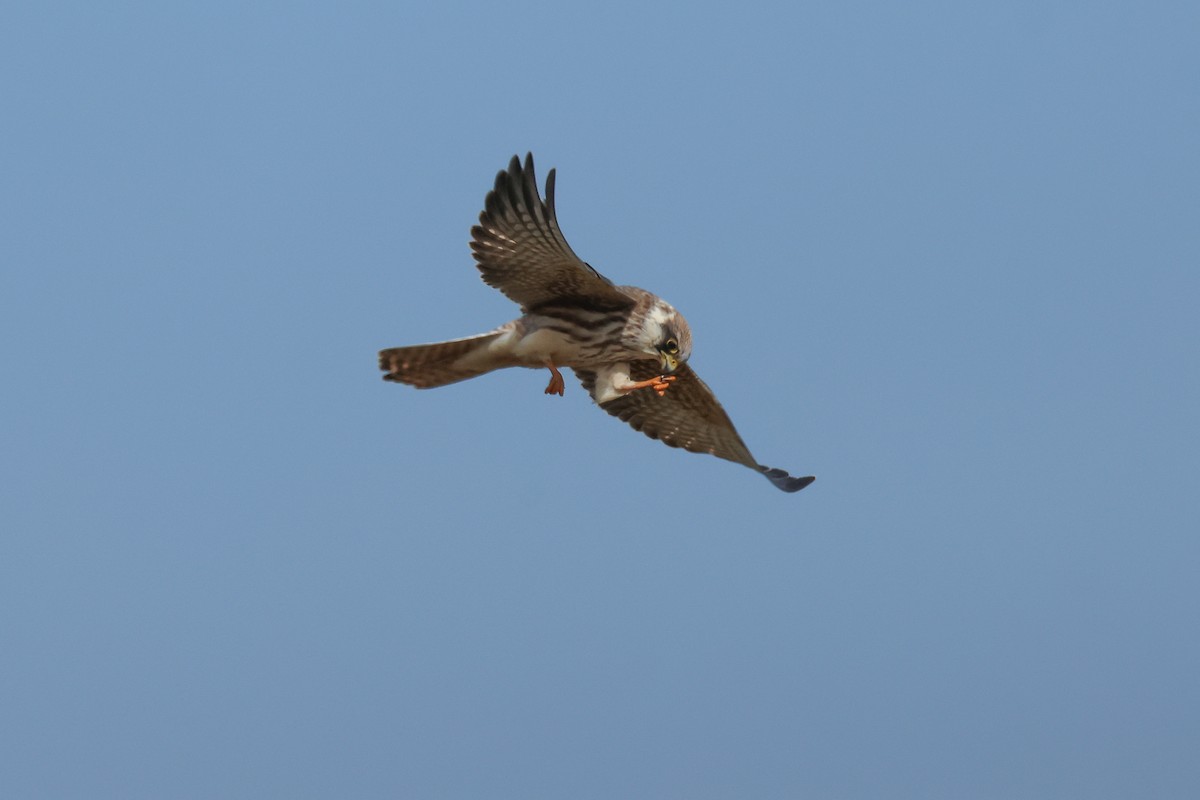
[642,300,693,374]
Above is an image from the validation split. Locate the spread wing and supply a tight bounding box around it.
[576,362,815,493]
[469,154,634,313]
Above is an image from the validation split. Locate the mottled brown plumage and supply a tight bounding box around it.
[470,155,632,313]
[379,153,814,493]
[576,362,815,493]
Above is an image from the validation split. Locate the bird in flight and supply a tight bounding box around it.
[379,154,815,492]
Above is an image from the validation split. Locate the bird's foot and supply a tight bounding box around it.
[622,374,676,397]
[544,363,565,396]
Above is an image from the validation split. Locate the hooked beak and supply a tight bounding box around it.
[659,352,679,373]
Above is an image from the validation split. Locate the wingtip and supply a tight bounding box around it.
[758,467,816,493]
[500,152,536,188]
[545,166,557,214]
[499,153,553,205]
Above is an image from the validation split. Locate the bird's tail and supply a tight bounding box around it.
[379,331,511,389]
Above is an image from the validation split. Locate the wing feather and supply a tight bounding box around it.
[576,362,815,493]
[469,154,634,312]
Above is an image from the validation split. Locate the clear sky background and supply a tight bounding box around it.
[3,2,1198,798]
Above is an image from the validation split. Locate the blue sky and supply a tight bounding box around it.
[3,2,1198,797]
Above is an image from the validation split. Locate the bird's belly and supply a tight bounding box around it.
[507,328,585,366]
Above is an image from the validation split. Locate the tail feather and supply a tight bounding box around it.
[379,331,510,389]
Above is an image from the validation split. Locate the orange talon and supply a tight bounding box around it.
[623,374,677,396]
[543,361,565,396]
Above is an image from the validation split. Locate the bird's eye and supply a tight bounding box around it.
[664,338,679,354]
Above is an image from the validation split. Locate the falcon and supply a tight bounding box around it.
[379,154,815,492]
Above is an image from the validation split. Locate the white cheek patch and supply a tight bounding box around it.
[637,302,677,351]
[647,303,674,331]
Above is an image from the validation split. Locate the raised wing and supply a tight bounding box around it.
[576,361,815,493]
[469,154,634,313]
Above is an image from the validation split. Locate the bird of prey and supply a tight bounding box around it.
[379,154,815,492]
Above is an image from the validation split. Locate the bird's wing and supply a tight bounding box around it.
[576,362,815,493]
[470,154,635,313]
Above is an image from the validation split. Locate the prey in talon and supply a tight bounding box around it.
[378,153,815,493]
